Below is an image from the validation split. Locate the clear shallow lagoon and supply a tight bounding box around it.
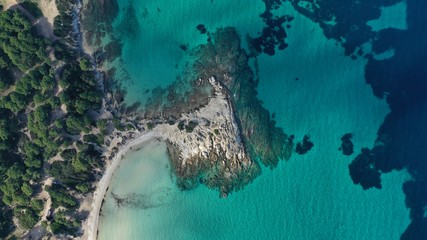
[98,0,411,239]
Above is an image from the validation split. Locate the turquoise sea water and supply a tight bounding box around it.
[110,0,264,106]
[98,1,411,239]
[99,137,410,239]
[367,1,407,31]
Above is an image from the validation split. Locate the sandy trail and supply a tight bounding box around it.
[83,131,158,240]
[38,0,59,26]
[0,0,17,10]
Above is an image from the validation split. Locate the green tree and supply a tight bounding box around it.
[16,208,38,230]
[30,199,44,213]
[0,205,12,238]
[21,182,33,197]
[79,57,92,71]
[0,119,10,141]
[76,183,90,193]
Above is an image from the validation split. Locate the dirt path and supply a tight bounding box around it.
[39,178,53,222]
[38,0,59,26]
[0,0,17,10]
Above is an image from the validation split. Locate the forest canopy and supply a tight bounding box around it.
[0,5,106,238]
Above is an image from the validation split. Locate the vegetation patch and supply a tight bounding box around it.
[0,6,105,238]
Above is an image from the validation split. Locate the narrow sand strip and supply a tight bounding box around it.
[84,131,158,240]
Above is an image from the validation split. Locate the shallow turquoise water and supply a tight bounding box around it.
[367,1,407,31]
[110,0,265,106]
[99,137,410,240]
[98,1,411,239]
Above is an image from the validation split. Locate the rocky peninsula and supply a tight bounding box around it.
[154,76,257,196]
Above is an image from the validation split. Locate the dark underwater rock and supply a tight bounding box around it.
[179,44,188,51]
[339,133,354,156]
[348,148,381,190]
[196,24,207,34]
[247,3,293,56]
[295,135,314,155]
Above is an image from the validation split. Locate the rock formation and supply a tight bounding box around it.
[153,77,258,196]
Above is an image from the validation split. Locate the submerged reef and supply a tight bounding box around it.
[138,28,293,197]
[114,3,140,41]
[81,0,119,47]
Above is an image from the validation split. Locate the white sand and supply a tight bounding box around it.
[38,0,59,26]
[0,0,17,10]
[83,131,158,240]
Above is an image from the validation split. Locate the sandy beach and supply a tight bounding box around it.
[83,131,158,240]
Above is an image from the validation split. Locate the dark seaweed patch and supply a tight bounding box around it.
[115,4,140,40]
[248,10,293,56]
[295,135,314,155]
[339,133,354,156]
[287,0,389,56]
[81,0,119,47]
[348,148,381,189]
[196,24,207,34]
[245,0,295,56]
[179,44,189,51]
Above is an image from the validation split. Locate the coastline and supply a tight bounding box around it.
[83,131,158,240]
[81,76,255,239]
[77,3,154,239]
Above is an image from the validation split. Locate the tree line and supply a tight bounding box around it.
[0,5,109,238]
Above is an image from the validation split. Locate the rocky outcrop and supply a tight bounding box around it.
[187,28,294,168]
[153,77,259,196]
[137,28,293,196]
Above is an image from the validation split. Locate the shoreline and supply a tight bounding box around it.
[83,131,158,240]
[77,2,150,239]
[82,76,251,239]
